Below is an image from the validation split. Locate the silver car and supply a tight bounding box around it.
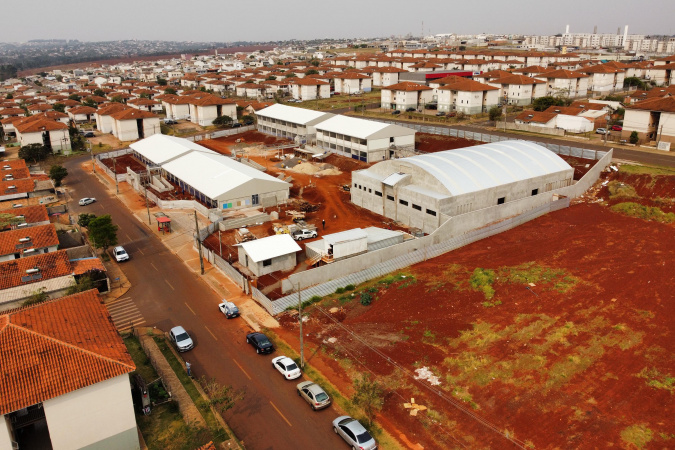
[169,326,194,352]
[297,381,331,410]
[333,416,377,449]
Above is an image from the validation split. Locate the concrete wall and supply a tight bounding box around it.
[240,249,296,277]
[43,374,139,450]
[0,415,14,450]
[506,122,566,136]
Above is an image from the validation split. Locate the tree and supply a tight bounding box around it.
[309,59,320,67]
[68,93,81,102]
[111,95,124,103]
[77,213,96,228]
[488,106,502,122]
[616,107,625,119]
[93,88,105,97]
[351,373,384,427]
[630,131,639,145]
[266,75,277,81]
[305,69,319,76]
[532,96,565,112]
[82,98,97,108]
[241,114,255,125]
[5,93,13,99]
[88,215,118,253]
[156,77,167,86]
[49,165,68,187]
[212,115,233,127]
[53,103,66,113]
[284,73,297,78]
[55,75,63,82]
[199,376,244,414]
[23,288,49,307]
[0,213,23,229]
[19,143,50,163]
[624,76,647,90]
[66,275,94,295]
[164,87,176,95]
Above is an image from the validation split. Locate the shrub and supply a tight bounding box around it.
[335,287,345,294]
[488,106,502,122]
[345,284,355,291]
[629,131,639,145]
[360,292,373,306]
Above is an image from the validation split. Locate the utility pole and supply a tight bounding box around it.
[113,157,119,194]
[297,283,304,369]
[218,229,222,256]
[194,210,205,275]
[143,182,151,225]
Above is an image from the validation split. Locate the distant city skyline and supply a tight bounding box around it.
[2,0,673,43]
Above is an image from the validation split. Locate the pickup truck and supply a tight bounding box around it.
[292,229,318,241]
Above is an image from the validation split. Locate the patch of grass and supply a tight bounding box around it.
[620,424,653,449]
[619,164,675,176]
[153,336,228,444]
[482,300,502,308]
[422,329,435,342]
[454,321,507,349]
[335,287,345,294]
[636,367,675,392]
[498,261,580,292]
[124,335,158,382]
[469,268,496,299]
[344,284,355,291]
[607,181,639,199]
[610,202,675,223]
[450,385,480,410]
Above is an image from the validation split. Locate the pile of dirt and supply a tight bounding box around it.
[292,163,321,175]
[316,168,342,176]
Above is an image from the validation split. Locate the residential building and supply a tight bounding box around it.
[0,223,59,262]
[433,76,500,114]
[380,82,433,111]
[14,118,71,153]
[256,104,334,142]
[109,109,160,141]
[622,96,675,145]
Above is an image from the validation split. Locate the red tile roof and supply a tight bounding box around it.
[14,117,68,134]
[489,74,545,85]
[544,106,584,115]
[626,95,675,113]
[70,258,106,275]
[0,205,49,225]
[0,223,58,257]
[435,76,499,92]
[68,105,97,114]
[0,178,34,196]
[0,249,72,290]
[0,289,135,415]
[96,103,130,116]
[538,69,589,79]
[515,110,557,124]
[110,109,157,120]
[383,82,432,92]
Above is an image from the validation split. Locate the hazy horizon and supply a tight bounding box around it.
[2,0,673,43]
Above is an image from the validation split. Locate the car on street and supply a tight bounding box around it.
[78,197,96,206]
[292,229,317,241]
[169,326,194,352]
[611,125,623,131]
[297,381,331,410]
[163,118,177,124]
[391,110,401,115]
[113,246,129,262]
[447,112,457,117]
[83,131,95,138]
[231,123,242,128]
[218,301,239,318]
[246,332,274,354]
[272,355,302,380]
[435,111,445,116]
[596,128,608,134]
[405,107,416,112]
[333,416,377,450]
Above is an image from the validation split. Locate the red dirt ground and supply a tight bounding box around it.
[276,174,675,449]
[596,170,675,213]
[199,130,294,155]
[100,154,146,174]
[416,132,480,153]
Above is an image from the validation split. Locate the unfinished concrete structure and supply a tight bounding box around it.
[351,140,574,234]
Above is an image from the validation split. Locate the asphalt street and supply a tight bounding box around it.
[64,157,347,450]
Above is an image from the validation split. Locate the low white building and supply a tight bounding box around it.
[622,96,675,145]
[486,74,547,106]
[533,69,590,98]
[380,82,433,111]
[95,103,129,134]
[67,105,97,123]
[237,234,301,277]
[109,109,160,141]
[160,95,192,120]
[0,290,139,450]
[14,117,71,153]
[433,76,500,114]
[581,64,626,92]
[289,78,331,101]
[256,104,333,142]
[186,94,238,126]
[315,115,415,162]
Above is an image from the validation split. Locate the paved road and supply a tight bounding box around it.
[64,157,347,450]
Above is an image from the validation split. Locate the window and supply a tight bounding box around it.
[358,185,362,189]
[497,197,505,205]
[412,204,422,211]
[387,195,394,201]
[390,137,394,143]
[375,191,383,197]
[353,183,357,188]
[263,259,272,267]
[399,199,408,206]
[368,188,372,193]
[426,209,436,216]
[531,188,539,196]
[252,194,259,205]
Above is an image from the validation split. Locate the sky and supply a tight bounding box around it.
[2,0,673,43]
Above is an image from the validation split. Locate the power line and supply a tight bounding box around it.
[315,305,529,449]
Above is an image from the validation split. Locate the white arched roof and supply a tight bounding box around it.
[401,140,572,196]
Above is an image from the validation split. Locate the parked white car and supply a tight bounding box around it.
[292,229,317,241]
[271,356,302,380]
[169,326,194,352]
[113,246,129,262]
[78,197,96,206]
[333,416,377,450]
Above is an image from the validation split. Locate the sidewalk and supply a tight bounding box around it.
[84,160,279,331]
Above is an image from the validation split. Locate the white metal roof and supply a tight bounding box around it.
[382,172,410,187]
[161,151,290,200]
[400,140,573,196]
[130,134,216,165]
[323,228,368,245]
[315,115,414,140]
[240,234,301,263]
[256,104,333,125]
[363,227,404,244]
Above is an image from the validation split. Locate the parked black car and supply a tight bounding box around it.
[405,107,416,112]
[231,123,242,128]
[83,131,95,138]
[246,332,274,354]
[391,110,401,115]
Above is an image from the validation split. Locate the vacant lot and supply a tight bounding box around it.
[277,167,675,449]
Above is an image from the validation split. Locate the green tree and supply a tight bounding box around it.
[0,213,23,229]
[284,73,297,78]
[602,94,624,102]
[19,143,50,163]
[309,59,320,67]
[23,288,49,307]
[66,275,94,295]
[77,213,96,228]
[111,95,124,103]
[615,107,625,118]
[305,69,319,76]
[488,106,502,122]
[164,87,177,95]
[139,92,151,99]
[5,93,13,99]
[53,103,66,113]
[156,77,167,86]
[532,96,567,111]
[55,75,63,82]
[266,75,277,81]
[68,93,81,102]
[88,215,118,253]
[93,88,105,97]
[82,98,97,108]
[241,114,255,125]
[624,76,647,90]
[351,373,384,427]
[49,165,68,187]
[212,115,233,127]
[630,131,639,145]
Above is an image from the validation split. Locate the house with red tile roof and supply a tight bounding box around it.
[485,74,547,106]
[433,76,500,114]
[333,72,372,94]
[14,117,71,153]
[0,223,59,262]
[622,96,675,145]
[0,178,35,202]
[0,289,138,449]
[95,102,130,133]
[645,63,675,87]
[185,93,238,126]
[515,110,594,133]
[369,67,408,87]
[288,77,331,101]
[109,108,160,142]
[533,69,590,98]
[67,105,97,123]
[0,205,50,230]
[159,94,191,121]
[579,64,626,92]
[380,82,433,111]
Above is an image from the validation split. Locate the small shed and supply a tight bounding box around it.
[364,227,405,251]
[237,234,301,277]
[321,228,368,260]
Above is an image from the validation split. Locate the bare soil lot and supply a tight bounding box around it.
[276,170,675,449]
